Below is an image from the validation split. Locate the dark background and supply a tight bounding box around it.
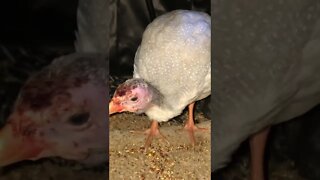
[0,0,78,127]
[0,0,77,46]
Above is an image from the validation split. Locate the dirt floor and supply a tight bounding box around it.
[109,111,211,180]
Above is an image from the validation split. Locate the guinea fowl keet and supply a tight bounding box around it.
[109,10,211,148]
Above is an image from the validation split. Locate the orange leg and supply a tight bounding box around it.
[144,120,169,150]
[184,102,207,145]
[144,120,161,149]
[249,127,270,180]
[131,120,167,150]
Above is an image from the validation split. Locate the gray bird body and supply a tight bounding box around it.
[212,0,320,171]
[133,10,211,122]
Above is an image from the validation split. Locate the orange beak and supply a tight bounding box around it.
[0,124,45,167]
[109,98,123,115]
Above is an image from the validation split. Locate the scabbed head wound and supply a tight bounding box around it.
[115,79,147,97]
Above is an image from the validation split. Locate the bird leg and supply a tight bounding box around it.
[144,120,164,149]
[249,127,270,180]
[130,120,168,150]
[184,102,207,145]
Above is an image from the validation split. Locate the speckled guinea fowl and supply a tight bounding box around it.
[212,1,320,179]
[109,10,211,147]
[0,0,109,167]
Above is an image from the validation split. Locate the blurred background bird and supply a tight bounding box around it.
[109,10,211,148]
[0,0,109,167]
[211,0,320,179]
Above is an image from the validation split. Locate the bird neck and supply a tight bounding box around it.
[142,81,178,122]
[145,104,176,122]
[140,80,163,108]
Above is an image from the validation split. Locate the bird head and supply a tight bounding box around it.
[109,79,153,115]
[0,54,108,167]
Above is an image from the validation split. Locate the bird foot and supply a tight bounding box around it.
[130,128,169,150]
[184,123,208,145]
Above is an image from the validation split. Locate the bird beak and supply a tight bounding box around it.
[0,124,45,167]
[109,98,123,115]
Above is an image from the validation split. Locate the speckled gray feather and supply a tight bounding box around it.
[133,10,211,122]
[212,0,320,171]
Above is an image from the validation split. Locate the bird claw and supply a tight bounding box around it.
[130,129,169,151]
[184,124,208,145]
[184,123,208,131]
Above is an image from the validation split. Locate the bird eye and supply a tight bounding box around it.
[68,113,90,126]
[130,97,138,101]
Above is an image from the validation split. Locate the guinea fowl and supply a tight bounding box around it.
[109,10,211,147]
[0,0,109,167]
[212,1,320,179]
